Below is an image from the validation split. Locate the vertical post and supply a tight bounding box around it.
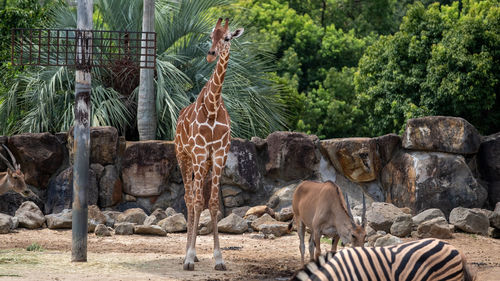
[72,0,93,262]
[137,0,156,140]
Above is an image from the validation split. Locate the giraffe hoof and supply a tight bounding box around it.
[194,256,199,262]
[215,263,227,271]
[183,262,195,271]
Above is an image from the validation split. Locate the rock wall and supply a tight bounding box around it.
[0,116,497,217]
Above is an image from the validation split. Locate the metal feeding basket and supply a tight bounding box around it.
[11,28,156,69]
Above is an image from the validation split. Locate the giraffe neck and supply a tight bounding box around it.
[202,48,230,118]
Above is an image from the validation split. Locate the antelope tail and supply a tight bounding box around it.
[287,216,294,233]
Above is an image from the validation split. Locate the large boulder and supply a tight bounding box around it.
[416,217,453,239]
[45,167,98,214]
[390,214,413,237]
[45,209,72,229]
[412,209,447,226]
[221,185,245,209]
[116,208,147,225]
[0,191,44,217]
[217,213,248,234]
[121,141,177,197]
[321,137,381,183]
[267,183,298,212]
[381,151,487,215]
[0,213,15,234]
[449,207,489,235]
[159,213,187,233]
[374,234,402,247]
[197,209,223,235]
[221,138,262,192]
[264,132,320,181]
[250,213,278,231]
[68,126,119,166]
[366,202,406,233]
[134,225,167,236]
[144,209,168,226]
[478,133,500,205]
[374,134,402,168]
[259,222,290,237]
[8,133,64,188]
[402,116,481,154]
[114,222,134,235]
[15,201,46,229]
[98,165,122,208]
[490,202,500,229]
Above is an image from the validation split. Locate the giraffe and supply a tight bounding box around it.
[174,17,243,271]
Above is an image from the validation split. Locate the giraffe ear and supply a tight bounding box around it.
[230,28,244,39]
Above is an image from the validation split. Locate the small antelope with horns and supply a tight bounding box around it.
[0,144,32,197]
[291,180,367,265]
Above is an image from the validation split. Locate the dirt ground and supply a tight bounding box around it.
[0,229,499,281]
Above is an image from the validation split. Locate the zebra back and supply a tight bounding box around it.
[290,238,475,281]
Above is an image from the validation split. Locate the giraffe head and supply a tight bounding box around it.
[207,18,244,63]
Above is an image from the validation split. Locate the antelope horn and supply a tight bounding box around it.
[345,194,353,219]
[0,144,15,171]
[215,17,223,28]
[362,193,367,227]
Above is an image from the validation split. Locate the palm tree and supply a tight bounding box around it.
[0,0,286,139]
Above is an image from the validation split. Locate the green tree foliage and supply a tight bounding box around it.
[356,0,499,136]
[0,0,286,139]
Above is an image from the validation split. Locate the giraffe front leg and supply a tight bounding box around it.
[209,157,226,270]
[184,159,208,271]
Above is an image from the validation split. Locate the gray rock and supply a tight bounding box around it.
[402,116,481,154]
[144,209,168,226]
[165,207,177,217]
[45,209,72,229]
[416,217,453,239]
[275,207,294,222]
[221,138,262,192]
[366,202,406,233]
[98,165,122,208]
[230,206,251,218]
[489,227,500,239]
[121,141,177,197]
[267,183,298,212]
[151,183,185,213]
[264,131,320,181]
[412,209,447,226]
[374,234,402,247]
[251,213,278,231]
[15,201,45,229]
[217,213,248,234]
[198,209,223,235]
[390,214,413,237]
[478,133,500,204]
[114,222,134,235]
[490,202,500,229]
[134,225,167,236]
[0,213,14,234]
[382,151,487,216]
[95,224,112,236]
[102,210,122,228]
[116,208,147,225]
[321,137,381,183]
[90,163,105,179]
[159,213,187,233]
[259,223,289,237]
[449,207,489,235]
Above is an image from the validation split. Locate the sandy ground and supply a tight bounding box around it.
[0,229,499,281]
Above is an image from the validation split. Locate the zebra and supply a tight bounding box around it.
[291,238,476,281]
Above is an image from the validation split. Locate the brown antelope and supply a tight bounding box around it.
[0,144,32,197]
[292,180,366,265]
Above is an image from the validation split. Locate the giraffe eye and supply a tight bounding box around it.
[224,37,230,41]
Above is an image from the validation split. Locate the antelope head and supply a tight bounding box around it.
[0,144,32,197]
[343,193,367,247]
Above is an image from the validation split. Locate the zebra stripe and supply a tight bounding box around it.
[291,238,475,281]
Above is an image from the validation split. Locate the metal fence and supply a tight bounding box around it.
[11,28,156,69]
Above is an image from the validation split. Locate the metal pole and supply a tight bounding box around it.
[137,0,156,140]
[72,0,93,262]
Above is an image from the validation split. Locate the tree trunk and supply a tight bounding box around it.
[137,0,156,140]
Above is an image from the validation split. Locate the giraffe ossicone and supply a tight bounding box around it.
[174,17,244,271]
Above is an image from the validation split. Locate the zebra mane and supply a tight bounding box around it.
[290,251,335,281]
